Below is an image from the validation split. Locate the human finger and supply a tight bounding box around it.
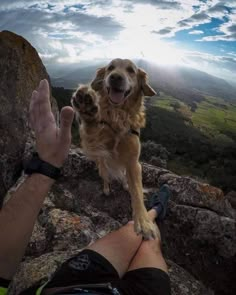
[29,90,39,129]
[59,106,74,141]
[38,79,52,117]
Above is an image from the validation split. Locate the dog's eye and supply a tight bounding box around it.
[107,65,115,71]
[126,66,135,74]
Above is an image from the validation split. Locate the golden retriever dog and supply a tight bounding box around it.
[71,58,157,239]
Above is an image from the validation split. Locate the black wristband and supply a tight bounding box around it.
[24,152,61,180]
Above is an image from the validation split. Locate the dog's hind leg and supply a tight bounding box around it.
[103,180,110,196]
[122,169,129,191]
[98,159,110,195]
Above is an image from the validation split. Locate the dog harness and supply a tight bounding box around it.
[99,120,140,137]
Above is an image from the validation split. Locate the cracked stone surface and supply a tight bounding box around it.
[6,149,235,294]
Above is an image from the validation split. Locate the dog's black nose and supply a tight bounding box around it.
[110,73,123,84]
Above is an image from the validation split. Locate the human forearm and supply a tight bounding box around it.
[0,79,74,280]
[0,173,54,279]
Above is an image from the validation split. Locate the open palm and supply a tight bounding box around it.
[29,79,74,168]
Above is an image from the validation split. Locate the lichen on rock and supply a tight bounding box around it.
[7,148,234,295]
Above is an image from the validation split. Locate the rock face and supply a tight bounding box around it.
[0,30,56,207]
[6,149,235,295]
[141,140,169,168]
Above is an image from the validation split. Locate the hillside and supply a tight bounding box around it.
[143,92,236,192]
[148,92,236,142]
[51,63,103,88]
[138,60,236,103]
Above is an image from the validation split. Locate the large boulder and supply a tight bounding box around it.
[168,260,214,295]
[8,168,213,295]
[8,149,235,294]
[61,151,235,295]
[0,30,57,207]
[141,140,170,168]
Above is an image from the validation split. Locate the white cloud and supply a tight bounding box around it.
[0,0,235,82]
[152,1,236,41]
[189,30,204,35]
[200,19,236,41]
[207,2,230,19]
[181,49,236,82]
[197,2,236,41]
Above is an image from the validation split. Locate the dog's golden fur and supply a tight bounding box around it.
[72,58,157,239]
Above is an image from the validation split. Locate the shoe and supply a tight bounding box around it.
[146,184,172,221]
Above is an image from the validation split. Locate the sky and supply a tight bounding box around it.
[0,0,236,83]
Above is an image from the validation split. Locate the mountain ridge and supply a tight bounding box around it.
[51,60,236,102]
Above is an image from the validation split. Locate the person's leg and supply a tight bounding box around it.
[127,209,168,273]
[114,208,171,295]
[43,186,171,295]
[87,210,161,277]
[87,218,143,277]
[87,184,171,278]
[42,221,144,294]
[88,185,171,277]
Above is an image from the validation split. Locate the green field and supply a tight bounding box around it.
[192,96,236,142]
[150,92,236,143]
[145,92,236,191]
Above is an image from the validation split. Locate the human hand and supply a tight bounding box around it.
[29,79,74,168]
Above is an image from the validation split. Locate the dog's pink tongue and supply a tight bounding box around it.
[109,89,125,104]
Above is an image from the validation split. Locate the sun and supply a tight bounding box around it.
[99,28,185,65]
[139,41,185,65]
[54,27,185,66]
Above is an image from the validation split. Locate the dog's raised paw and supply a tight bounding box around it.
[72,86,99,120]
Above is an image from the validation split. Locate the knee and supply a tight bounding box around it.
[139,237,162,256]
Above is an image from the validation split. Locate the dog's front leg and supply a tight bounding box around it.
[126,162,157,240]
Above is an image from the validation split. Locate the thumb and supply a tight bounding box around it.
[59,106,74,140]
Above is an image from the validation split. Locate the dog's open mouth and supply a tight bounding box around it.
[107,87,131,105]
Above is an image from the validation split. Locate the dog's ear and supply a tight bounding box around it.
[138,68,156,96]
[91,67,105,91]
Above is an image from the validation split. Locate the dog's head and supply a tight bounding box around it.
[91,58,156,106]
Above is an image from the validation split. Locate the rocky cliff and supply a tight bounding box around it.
[0,31,57,207]
[0,32,235,295]
[6,148,235,295]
